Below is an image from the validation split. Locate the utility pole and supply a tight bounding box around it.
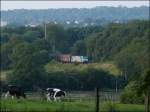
[95,87,100,112]
[53,44,56,53]
[44,22,47,40]
[145,90,150,112]
[115,78,118,93]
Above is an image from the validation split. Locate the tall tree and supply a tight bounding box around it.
[71,40,86,55]
[46,23,69,53]
[8,42,48,89]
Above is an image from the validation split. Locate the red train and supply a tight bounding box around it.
[56,54,88,63]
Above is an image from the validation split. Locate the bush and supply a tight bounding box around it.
[120,81,144,104]
[45,68,117,90]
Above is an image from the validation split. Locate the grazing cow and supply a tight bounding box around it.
[5,85,26,99]
[46,88,66,102]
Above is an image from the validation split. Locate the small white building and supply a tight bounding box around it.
[25,23,39,27]
[66,21,70,24]
[74,20,79,24]
[1,21,7,27]
[54,21,58,24]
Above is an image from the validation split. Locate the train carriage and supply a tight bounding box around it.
[71,56,88,63]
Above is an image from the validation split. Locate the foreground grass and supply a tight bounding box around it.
[1,99,94,112]
[101,102,145,112]
[0,99,145,112]
[116,103,144,112]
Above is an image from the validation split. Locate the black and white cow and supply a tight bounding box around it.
[46,88,66,102]
[5,85,26,99]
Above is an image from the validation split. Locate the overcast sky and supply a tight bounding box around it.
[1,1,149,11]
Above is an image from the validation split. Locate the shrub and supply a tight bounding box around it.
[120,81,144,104]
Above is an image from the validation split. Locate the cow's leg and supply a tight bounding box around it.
[46,93,51,102]
[22,93,26,99]
[53,95,57,102]
[16,95,20,99]
[47,96,51,102]
[11,95,14,99]
[5,91,9,99]
[53,92,58,102]
[57,97,61,102]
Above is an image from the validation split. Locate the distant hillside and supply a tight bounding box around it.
[1,6,149,26]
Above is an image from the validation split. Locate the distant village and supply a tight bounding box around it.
[0,19,122,27]
[1,20,96,27]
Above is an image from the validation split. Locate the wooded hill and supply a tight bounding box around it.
[0,20,149,91]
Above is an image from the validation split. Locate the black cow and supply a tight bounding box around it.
[46,88,66,101]
[5,85,26,99]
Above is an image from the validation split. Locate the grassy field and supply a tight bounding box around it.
[45,62,121,76]
[101,102,145,112]
[0,70,11,81]
[1,99,94,112]
[1,62,120,82]
[0,99,145,112]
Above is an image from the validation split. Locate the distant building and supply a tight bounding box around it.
[1,21,7,27]
[54,21,58,24]
[74,20,79,24]
[90,22,95,26]
[83,23,88,27]
[25,23,39,27]
[66,21,70,24]
[113,20,120,23]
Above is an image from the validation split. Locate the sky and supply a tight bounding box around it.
[1,1,149,11]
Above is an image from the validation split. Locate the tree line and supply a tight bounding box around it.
[0,20,149,101]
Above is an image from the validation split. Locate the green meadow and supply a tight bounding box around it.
[1,99,145,112]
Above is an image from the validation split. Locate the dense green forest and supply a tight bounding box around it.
[0,20,149,104]
[1,6,149,26]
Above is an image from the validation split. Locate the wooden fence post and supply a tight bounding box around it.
[145,91,150,112]
[147,90,150,112]
[96,87,100,112]
[148,92,150,112]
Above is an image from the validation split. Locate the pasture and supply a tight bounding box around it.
[0,91,145,112]
[45,62,121,76]
[1,99,145,112]
[0,62,120,84]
